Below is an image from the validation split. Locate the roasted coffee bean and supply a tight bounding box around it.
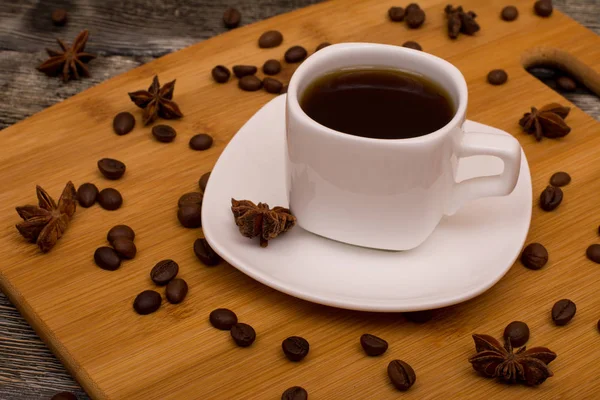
[51,392,77,400]
[487,69,508,85]
[107,225,135,243]
[231,323,256,347]
[77,183,98,208]
[166,278,188,304]
[264,77,284,94]
[527,66,557,80]
[282,336,310,361]
[405,3,420,13]
[189,133,213,151]
[552,299,576,326]
[388,6,405,22]
[406,7,425,29]
[210,308,238,330]
[285,46,308,63]
[151,260,179,285]
[315,42,331,51]
[258,30,283,48]
[194,238,222,266]
[540,185,563,211]
[51,9,68,26]
[520,243,548,270]
[133,290,162,315]
[178,204,202,228]
[402,41,422,51]
[388,359,416,391]
[98,158,126,180]
[178,192,203,208]
[238,75,263,91]
[113,112,136,135]
[501,6,519,21]
[199,171,211,192]
[534,0,553,17]
[223,7,241,28]
[360,333,388,356]
[98,188,123,210]
[586,244,600,264]
[503,321,530,347]
[281,387,308,400]
[263,59,282,75]
[94,247,121,271]
[233,65,258,78]
[112,238,137,259]
[152,125,177,143]
[212,65,231,83]
[557,76,576,92]
[550,171,571,187]
[404,310,433,323]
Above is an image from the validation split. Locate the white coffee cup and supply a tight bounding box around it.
[285,43,521,251]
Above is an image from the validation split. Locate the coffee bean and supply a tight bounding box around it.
[133,290,162,315]
[557,76,576,92]
[112,238,137,259]
[151,260,179,286]
[406,7,425,29]
[281,84,288,94]
[534,0,553,17]
[98,188,123,211]
[178,204,202,228]
[97,158,126,180]
[113,112,135,135]
[586,244,600,264]
[550,171,571,187]
[315,42,331,52]
[501,6,518,21]
[285,46,308,63]
[178,192,203,208]
[527,66,557,80]
[231,323,256,347]
[487,69,508,85]
[51,392,77,400]
[552,299,576,326]
[258,30,283,48]
[264,77,284,94]
[388,6,405,22]
[107,225,135,243]
[166,278,188,304]
[404,310,432,323]
[405,3,420,13]
[194,238,222,266]
[76,183,98,208]
[152,125,176,143]
[212,65,231,83]
[540,185,562,211]
[387,360,416,391]
[238,75,263,91]
[521,243,548,270]
[263,59,282,75]
[402,41,422,51]
[189,134,213,151]
[199,171,211,192]
[51,9,68,26]
[281,387,308,400]
[94,247,121,271]
[282,336,310,361]
[210,308,238,330]
[223,7,241,29]
[503,321,530,347]
[360,333,388,356]
[233,65,258,78]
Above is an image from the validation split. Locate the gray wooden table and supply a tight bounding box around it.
[0,1,599,399]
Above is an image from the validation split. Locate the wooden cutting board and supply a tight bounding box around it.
[1,0,600,398]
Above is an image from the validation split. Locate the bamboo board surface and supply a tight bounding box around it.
[1,0,600,398]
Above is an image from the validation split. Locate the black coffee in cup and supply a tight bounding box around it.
[300,68,454,139]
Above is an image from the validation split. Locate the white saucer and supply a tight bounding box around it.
[202,96,531,312]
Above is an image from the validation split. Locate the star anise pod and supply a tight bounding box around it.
[37,30,95,82]
[469,334,557,386]
[231,199,297,247]
[128,75,184,125]
[519,103,571,141]
[15,182,77,253]
[445,5,480,38]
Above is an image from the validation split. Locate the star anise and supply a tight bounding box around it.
[445,5,480,38]
[519,103,571,141]
[231,199,297,247]
[128,75,184,125]
[37,30,95,82]
[469,334,557,386]
[15,182,77,253]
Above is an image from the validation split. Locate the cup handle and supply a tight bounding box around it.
[447,130,522,215]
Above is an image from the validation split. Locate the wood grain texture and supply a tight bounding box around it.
[0,0,600,399]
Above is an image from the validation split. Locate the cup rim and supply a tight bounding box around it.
[287,42,468,144]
